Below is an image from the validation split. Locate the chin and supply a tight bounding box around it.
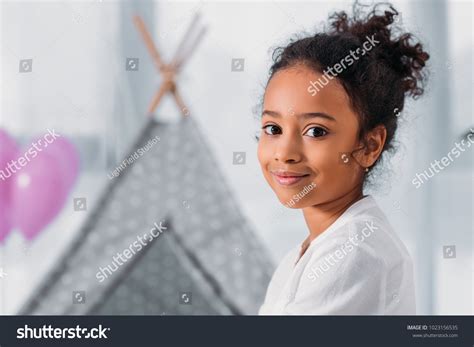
[273,189,312,208]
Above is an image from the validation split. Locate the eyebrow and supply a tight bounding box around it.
[262,110,337,122]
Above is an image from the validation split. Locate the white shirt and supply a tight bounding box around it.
[258,195,416,315]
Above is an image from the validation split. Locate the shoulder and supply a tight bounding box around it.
[288,235,388,314]
[326,205,412,267]
[303,229,387,284]
[301,211,412,290]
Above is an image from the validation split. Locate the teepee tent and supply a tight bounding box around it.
[19,13,273,315]
[20,116,274,315]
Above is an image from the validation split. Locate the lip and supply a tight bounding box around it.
[270,170,310,186]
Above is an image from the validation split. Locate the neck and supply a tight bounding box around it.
[302,186,364,243]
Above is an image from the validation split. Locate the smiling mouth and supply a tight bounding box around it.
[270,172,310,186]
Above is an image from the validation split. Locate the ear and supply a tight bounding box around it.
[357,125,387,168]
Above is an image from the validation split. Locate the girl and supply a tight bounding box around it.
[257,3,429,315]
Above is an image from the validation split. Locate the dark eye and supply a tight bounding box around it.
[304,126,328,138]
[262,124,282,135]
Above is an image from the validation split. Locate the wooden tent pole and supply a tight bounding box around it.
[133,14,207,118]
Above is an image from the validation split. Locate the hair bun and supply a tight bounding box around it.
[328,2,429,98]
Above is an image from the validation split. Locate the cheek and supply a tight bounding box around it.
[257,140,263,164]
[306,142,359,186]
[306,142,339,172]
[257,138,270,167]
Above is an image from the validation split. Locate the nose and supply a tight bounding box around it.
[273,134,302,163]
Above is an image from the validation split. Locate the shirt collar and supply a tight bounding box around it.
[307,195,379,247]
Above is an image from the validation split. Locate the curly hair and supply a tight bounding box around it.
[267,1,429,169]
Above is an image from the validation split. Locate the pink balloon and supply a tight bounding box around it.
[39,136,80,196]
[0,129,19,243]
[11,152,65,240]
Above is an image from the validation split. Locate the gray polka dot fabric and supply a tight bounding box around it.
[20,117,274,315]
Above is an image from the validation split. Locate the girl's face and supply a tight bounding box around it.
[257,65,366,208]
